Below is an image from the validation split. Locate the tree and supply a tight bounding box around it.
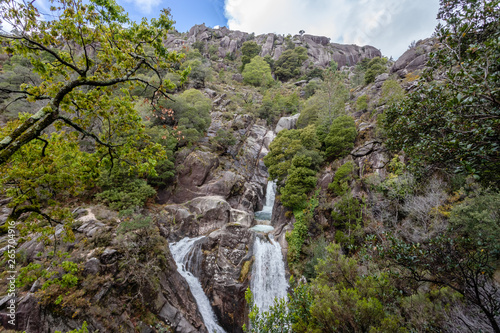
[274,47,308,81]
[363,57,388,84]
[384,0,500,185]
[323,115,357,160]
[264,126,321,185]
[156,89,212,146]
[242,56,274,87]
[0,0,187,219]
[380,233,500,332]
[279,156,317,209]
[240,41,262,71]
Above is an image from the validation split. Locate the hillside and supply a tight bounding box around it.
[0,1,499,332]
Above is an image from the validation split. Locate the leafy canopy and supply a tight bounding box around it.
[384,0,500,185]
[0,0,187,219]
[242,56,274,87]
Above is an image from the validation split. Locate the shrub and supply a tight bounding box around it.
[380,80,405,106]
[242,56,274,87]
[364,57,388,84]
[240,41,262,71]
[356,95,369,111]
[324,115,357,160]
[274,47,308,81]
[328,161,354,196]
[280,163,317,209]
[157,89,212,146]
[95,165,156,211]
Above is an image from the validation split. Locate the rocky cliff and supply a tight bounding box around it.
[166,24,381,69]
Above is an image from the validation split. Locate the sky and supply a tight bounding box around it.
[3,0,440,59]
[116,0,440,59]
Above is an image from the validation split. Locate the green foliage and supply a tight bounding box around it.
[0,127,95,209]
[332,194,364,249]
[328,161,354,196]
[379,232,500,332]
[143,126,176,188]
[297,70,349,133]
[95,165,156,210]
[208,44,218,60]
[380,79,405,106]
[0,0,185,240]
[182,58,212,88]
[0,55,42,120]
[191,40,206,54]
[157,89,211,146]
[384,0,500,185]
[304,67,324,81]
[117,210,153,233]
[303,79,321,99]
[355,95,369,111]
[450,191,500,259]
[286,192,319,263]
[303,237,328,281]
[243,288,291,333]
[280,159,317,209]
[264,126,321,185]
[240,41,262,71]
[259,89,300,124]
[274,47,308,81]
[242,56,274,87]
[323,115,357,160]
[209,128,237,152]
[364,57,388,84]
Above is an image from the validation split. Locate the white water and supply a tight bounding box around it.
[251,177,288,312]
[250,225,275,233]
[254,180,276,222]
[251,235,288,312]
[170,237,226,333]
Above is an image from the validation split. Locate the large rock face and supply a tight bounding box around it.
[160,113,273,215]
[198,225,255,333]
[0,208,207,333]
[391,38,436,78]
[166,24,381,69]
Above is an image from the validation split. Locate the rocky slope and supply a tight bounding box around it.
[0,24,394,333]
[166,24,381,69]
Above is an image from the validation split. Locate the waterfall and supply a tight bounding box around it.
[250,178,288,312]
[170,237,226,333]
[254,180,276,222]
[250,235,288,312]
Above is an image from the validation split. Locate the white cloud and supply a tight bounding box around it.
[224,0,439,59]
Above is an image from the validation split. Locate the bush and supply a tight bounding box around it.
[364,57,388,84]
[242,56,274,87]
[356,95,369,111]
[380,80,405,106]
[328,161,354,196]
[280,163,317,209]
[324,115,357,160]
[95,166,156,210]
[157,89,211,146]
[450,191,500,258]
[274,47,308,81]
[240,41,262,72]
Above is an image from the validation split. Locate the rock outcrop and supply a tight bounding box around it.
[166,24,381,69]
[198,225,255,333]
[391,38,436,78]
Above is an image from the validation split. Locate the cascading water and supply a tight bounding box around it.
[250,235,288,312]
[250,176,288,312]
[254,180,276,222]
[169,237,226,333]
